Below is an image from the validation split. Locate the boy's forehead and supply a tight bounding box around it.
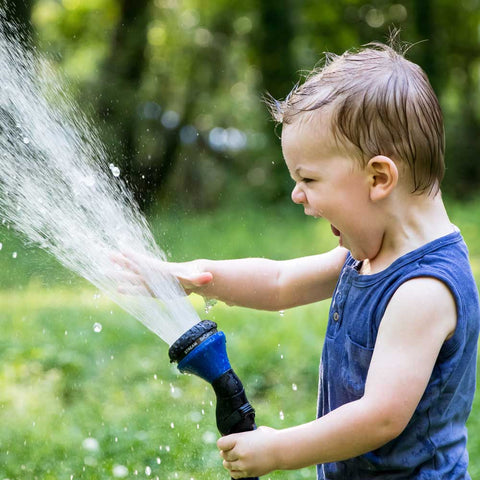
[281,111,337,154]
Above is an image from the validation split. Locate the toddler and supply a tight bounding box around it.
[118,41,480,479]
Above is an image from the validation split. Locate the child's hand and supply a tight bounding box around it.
[110,250,213,296]
[217,427,279,478]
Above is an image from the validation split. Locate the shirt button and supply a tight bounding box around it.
[333,312,340,321]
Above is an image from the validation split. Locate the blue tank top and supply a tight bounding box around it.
[317,231,480,479]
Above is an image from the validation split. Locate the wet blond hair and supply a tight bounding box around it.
[268,41,445,194]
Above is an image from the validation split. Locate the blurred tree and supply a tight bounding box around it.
[17,0,480,209]
[253,0,295,98]
[95,0,150,189]
[246,0,297,201]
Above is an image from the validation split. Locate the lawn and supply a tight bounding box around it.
[0,197,480,479]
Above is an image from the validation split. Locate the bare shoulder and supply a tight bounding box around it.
[383,276,457,341]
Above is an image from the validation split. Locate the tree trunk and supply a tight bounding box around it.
[96,0,150,180]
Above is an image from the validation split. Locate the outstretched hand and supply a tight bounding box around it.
[217,427,279,478]
[110,250,213,296]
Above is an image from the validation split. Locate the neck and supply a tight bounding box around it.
[363,190,454,275]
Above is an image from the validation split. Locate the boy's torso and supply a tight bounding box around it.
[317,231,480,480]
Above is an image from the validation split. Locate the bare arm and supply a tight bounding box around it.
[193,246,347,310]
[115,246,347,311]
[218,277,457,477]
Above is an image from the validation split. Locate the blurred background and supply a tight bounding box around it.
[3,0,480,212]
[1,1,480,479]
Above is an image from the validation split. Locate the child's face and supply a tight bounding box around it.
[281,115,385,261]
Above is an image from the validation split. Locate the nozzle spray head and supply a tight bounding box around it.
[168,320,256,436]
[168,320,230,383]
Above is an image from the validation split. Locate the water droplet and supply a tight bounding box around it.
[145,466,152,476]
[12,251,17,259]
[279,411,285,420]
[292,383,298,391]
[22,137,30,144]
[202,431,216,444]
[82,437,100,452]
[113,465,129,478]
[169,383,182,398]
[93,322,102,333]
[109,163,121,177]
[204,297,217,314]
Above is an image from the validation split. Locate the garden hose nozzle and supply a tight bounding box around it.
[169,320,258,480]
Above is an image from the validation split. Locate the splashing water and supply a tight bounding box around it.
[0,18,199,345]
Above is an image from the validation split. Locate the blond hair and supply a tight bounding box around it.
[268,42,445,194]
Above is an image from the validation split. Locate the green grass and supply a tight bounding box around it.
[0,198,479,479]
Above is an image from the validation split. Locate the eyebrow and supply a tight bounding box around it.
[294,166,317,178]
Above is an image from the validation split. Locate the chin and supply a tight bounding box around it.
[344,243,369,262]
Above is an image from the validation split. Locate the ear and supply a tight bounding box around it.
[366,155,398,202]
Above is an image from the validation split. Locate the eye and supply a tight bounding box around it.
[302,177,314,184]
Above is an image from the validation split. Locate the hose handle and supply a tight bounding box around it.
[212,369,259,480]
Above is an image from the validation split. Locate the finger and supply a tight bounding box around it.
[230,471,245,480]
[222,461,244,479]
[217,434,237,451]
[109,251,141,275]
[111,270,144,284]
[118,284,153,297]
[182,271,213,287]
[219,449,238,462]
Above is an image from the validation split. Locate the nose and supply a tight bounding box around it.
[291,184,306,204]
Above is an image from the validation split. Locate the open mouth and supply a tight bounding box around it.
[331,224,341,237]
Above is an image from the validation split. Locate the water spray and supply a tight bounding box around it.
[0,14,260,479]
[169,320,259,480]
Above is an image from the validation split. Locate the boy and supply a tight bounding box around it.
[118,42,480,478]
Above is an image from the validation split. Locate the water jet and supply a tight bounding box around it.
[0,14,260,479]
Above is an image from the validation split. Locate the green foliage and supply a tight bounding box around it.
[16,0,480,209]
[0,200,480,478]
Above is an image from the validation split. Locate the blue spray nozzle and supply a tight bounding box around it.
[169,320,258,479]
[177,331,231,383]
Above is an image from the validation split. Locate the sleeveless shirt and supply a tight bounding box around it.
[317,231,480,479]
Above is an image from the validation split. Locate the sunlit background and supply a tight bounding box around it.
[5,0,480,212]
[1,1,480,479]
